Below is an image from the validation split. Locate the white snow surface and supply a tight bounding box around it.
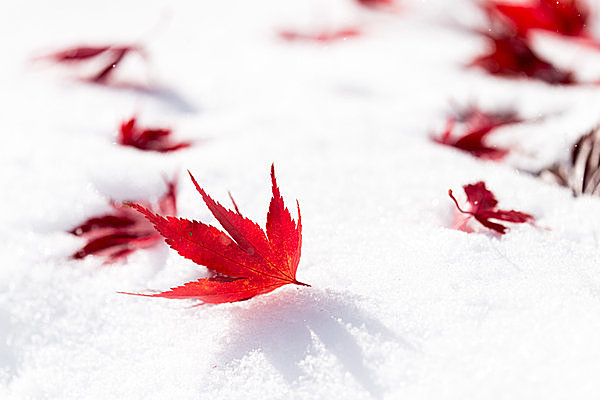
[3,0,600,398]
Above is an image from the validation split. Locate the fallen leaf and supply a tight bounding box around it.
[448,181,534,234]
[39,44,145,84]
[470,31,575,84]
[125,165,308,304]
[118,117,191,153]
[433,106,521,159]
[484,0,589,38]
[69,180,177,263]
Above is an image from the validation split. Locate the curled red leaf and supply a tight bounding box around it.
[124,165,307,304]
[118,117,191,153]
[470,31,575,84]
[69,180,177,263]
[433,107,521,160]
[39,44,145,84]
[448,181,534,234]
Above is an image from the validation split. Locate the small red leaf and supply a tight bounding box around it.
[433,106,521,160]
[448,181,534,234]
[118,117,191,153]
[69,180,177,263]
[470,31,575,84]
[126,165,307,304]
[39,44,145,84]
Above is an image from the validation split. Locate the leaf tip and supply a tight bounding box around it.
[187,170,205,196]
[123,201,146,213]
[270,163,276,183]
[117,291,144,296]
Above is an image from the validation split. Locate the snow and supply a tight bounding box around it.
[2,0,600,398]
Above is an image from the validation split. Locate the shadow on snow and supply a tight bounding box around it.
[217,288,412,397]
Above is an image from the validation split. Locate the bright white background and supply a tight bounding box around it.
[2,0,600,398]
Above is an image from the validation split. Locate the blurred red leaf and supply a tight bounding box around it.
[484,0,589,38]
[433,107,521,160]
[69,180,177,263]
[124,165,308,304]
[278,28,360,43]
[40,44,145,84]
[448,181,534,234]
[357,0,396,9]
[470,32,575,84]
[118,117,190,153]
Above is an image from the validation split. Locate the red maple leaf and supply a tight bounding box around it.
[470,31,575,84]
[125,165,308,304]
[433,107,521,160]
[484,0,589,38]
[278,28,360,43]
[39,44,145,84]
[69,180,177,263]
[118,117,191,153]
[448,181,534,234]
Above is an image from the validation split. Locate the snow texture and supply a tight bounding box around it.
[2,0,600,398]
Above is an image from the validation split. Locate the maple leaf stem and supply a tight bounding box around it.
[448,189,472,215]
[293,280,311,287]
